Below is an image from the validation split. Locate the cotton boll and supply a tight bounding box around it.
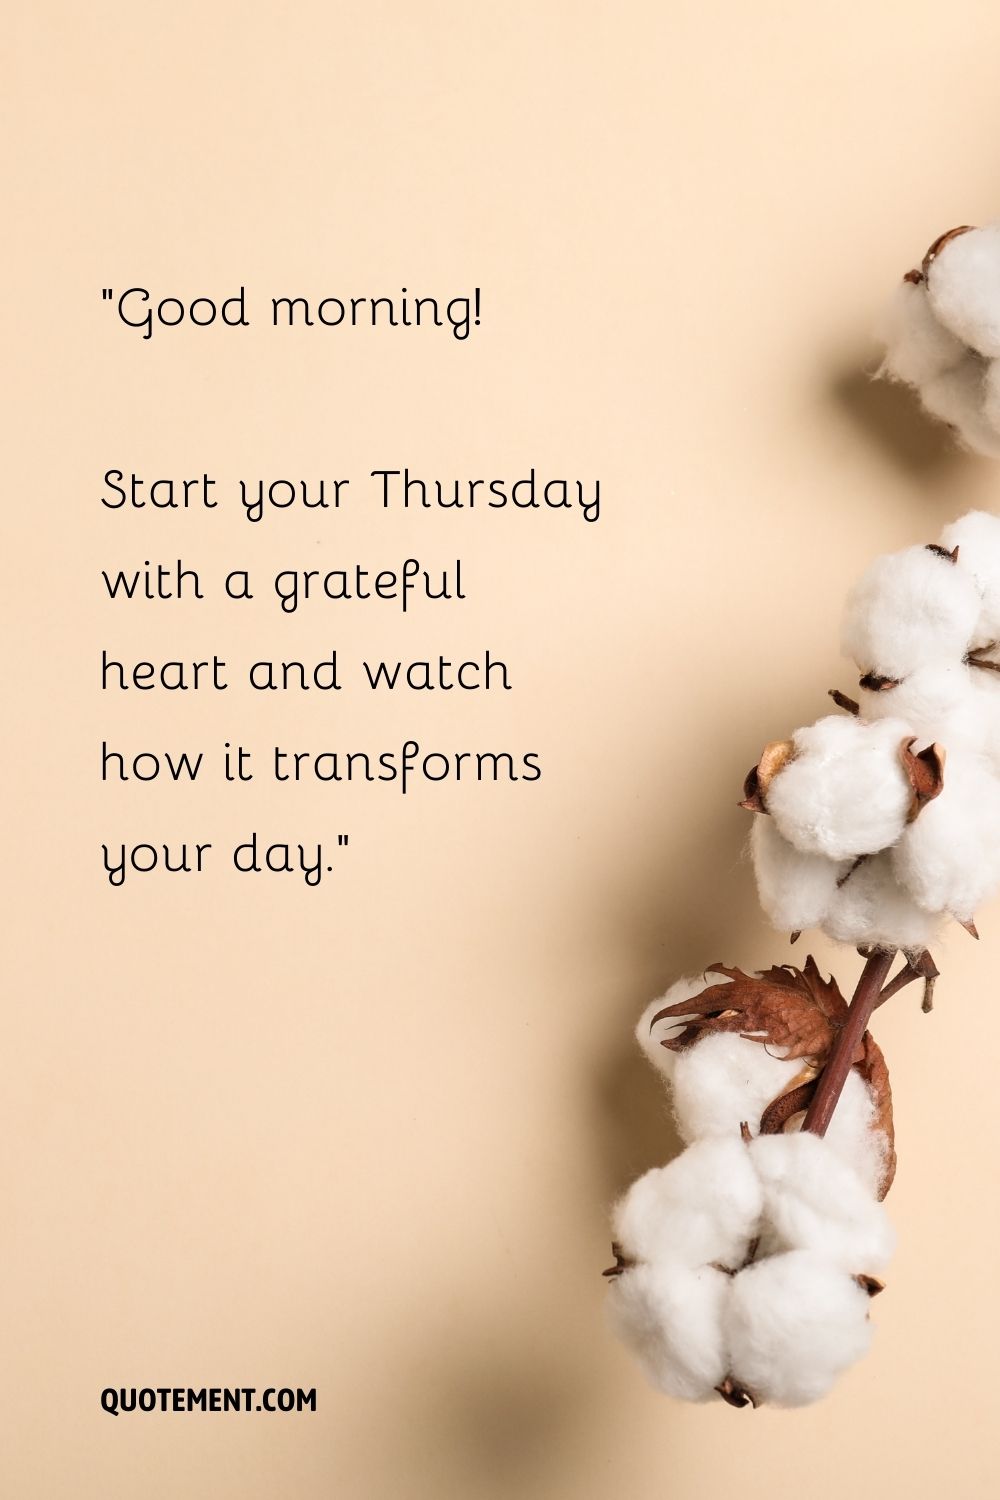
[671,1032,802,1145]
[822,851,942,953]
[941,510,1000,644]
[926,224,1000,358]
[920,355,1000,458]
[606,1262,731,1401]
[749,1133,896,1273]
[892,749,1000,922]
[822,1068,892,1200]
[750,816,849,934]
[858,659,987,753]
[878,277,967,385]
[727,1251,873,1407]
[765,715,914,860]
[841,544,982,680]
[612,1138,763,1271]
[635,975,722,1082]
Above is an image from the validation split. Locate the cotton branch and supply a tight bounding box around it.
[607,460,1000,1404]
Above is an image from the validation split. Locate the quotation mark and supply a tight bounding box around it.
[327,833,350,871]
[102,288,113,300]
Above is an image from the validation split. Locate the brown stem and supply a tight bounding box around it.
[802,950,894,1137]
[828,688,860,716]
[873,950,939,1014]
[871,964,918,1008]
[872,950,934,1007]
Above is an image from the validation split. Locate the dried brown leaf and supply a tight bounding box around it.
[651,957,849,1063]
[650,957,896,1196]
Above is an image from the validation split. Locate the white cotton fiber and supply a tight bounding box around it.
[942,510,1000,644]
[727,1251,873,1408]
[978,685,1000,769]
[877,229,1000,454]
[841,544,982,680]
[749,1133,896,1273]
[857,659,986,752]
[611,1137,763,1272]
[605,1262,730,1401]
[634,975,720,1082]
[984,361,1000,436]
[926,224,1000,358]
[764,715,914,860]
[822,850,941,953]
[822,1068,892,1200]
[749,816,849,935]
[892,749,1000,922]
[878,277,966,385]
[920,355,1000,458]
[671,1032,801,1145]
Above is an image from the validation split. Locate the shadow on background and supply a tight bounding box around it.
[831,363,977,490]
[342,738,769,1498]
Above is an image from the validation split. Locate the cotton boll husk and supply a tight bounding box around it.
[841,545,982,680]
[606,1262,731,1401]
[749,1132,895,1273]
[926,224,1000,357]
[671,1031,802,1144]
[822,850,942,952]
[941,509,1000,644]
[878,277,967,385]
[892,749,1000,921]
[634,975,723,1082]
[749,816,849,934]
[765,715,914,860]
[727,1251,873,1408]
[857,659,987,753]
[822,1068,892,1200]
[612,1138,763,1271]
[920,355,1000,458]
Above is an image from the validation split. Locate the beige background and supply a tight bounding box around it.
[5,3,1000,1496]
